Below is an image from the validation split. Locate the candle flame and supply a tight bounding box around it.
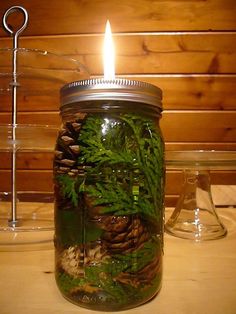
[103,20,115,80]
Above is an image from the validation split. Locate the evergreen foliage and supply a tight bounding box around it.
[54,112,164,306]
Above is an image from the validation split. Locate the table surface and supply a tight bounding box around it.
[0,207,236,314]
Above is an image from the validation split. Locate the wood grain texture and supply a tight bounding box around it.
[0,111,235,142]
[0,169,235,195]
[1,207,236,313]
[0,0,236,35]
[1,75,235,112]
[0,170,53,191]
[0,0,235,198]
[2,148,236,170]
[165,142,236,151]
[0,152,53,170]
[1,33,236,74]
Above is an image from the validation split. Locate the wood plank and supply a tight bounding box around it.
[0,112,60,126]
[0,170,235,194]
[129,75,236,110]
[0,152,54,169]
[166,170,236,195]
[161,110,236,128]
[1,111,236,142]
[165,142,236,151]
[1,76,236,112]
[2,145,236,170]
[0,0,236,35]
[1,33,236,74]
[0,170,53,191]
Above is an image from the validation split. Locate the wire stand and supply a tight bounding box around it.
[2,6,29,228]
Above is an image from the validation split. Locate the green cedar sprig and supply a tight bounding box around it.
[77,113,164,220]
[56,113,164,220]
[77,115,135,166]
[56,175,79,207]
[56,271,86,295]
[112,237,160,273]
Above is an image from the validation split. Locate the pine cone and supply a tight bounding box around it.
[59,245,85,278]
[59,241,109,278]
[54,117,86,176]
[116,254,161,288]
[98,215,150,254]
[135,254,161,283]
[84,193,151,255]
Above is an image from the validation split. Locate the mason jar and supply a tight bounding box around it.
[53,78,165,311]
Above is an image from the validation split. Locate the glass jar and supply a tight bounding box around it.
[53,78,165,311]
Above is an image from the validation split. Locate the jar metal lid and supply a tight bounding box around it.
[60,78,162,110]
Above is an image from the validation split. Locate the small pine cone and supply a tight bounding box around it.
[98,215,150,254]
[59,246,85,278]
[54,118,85,176]
[59,241,109,278]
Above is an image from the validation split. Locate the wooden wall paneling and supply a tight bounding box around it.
[1,143,236,174]
[0,0,236,35]
[0,169,235,197]
[0,170,53,192]
[0,111,235,142]
[1,75,236,112]
[0,152,54,170]
[160,110,236,142]
[165,142,236,151]
[0,0,235,200]
[128,75,236,110]
[1,33,236,74]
